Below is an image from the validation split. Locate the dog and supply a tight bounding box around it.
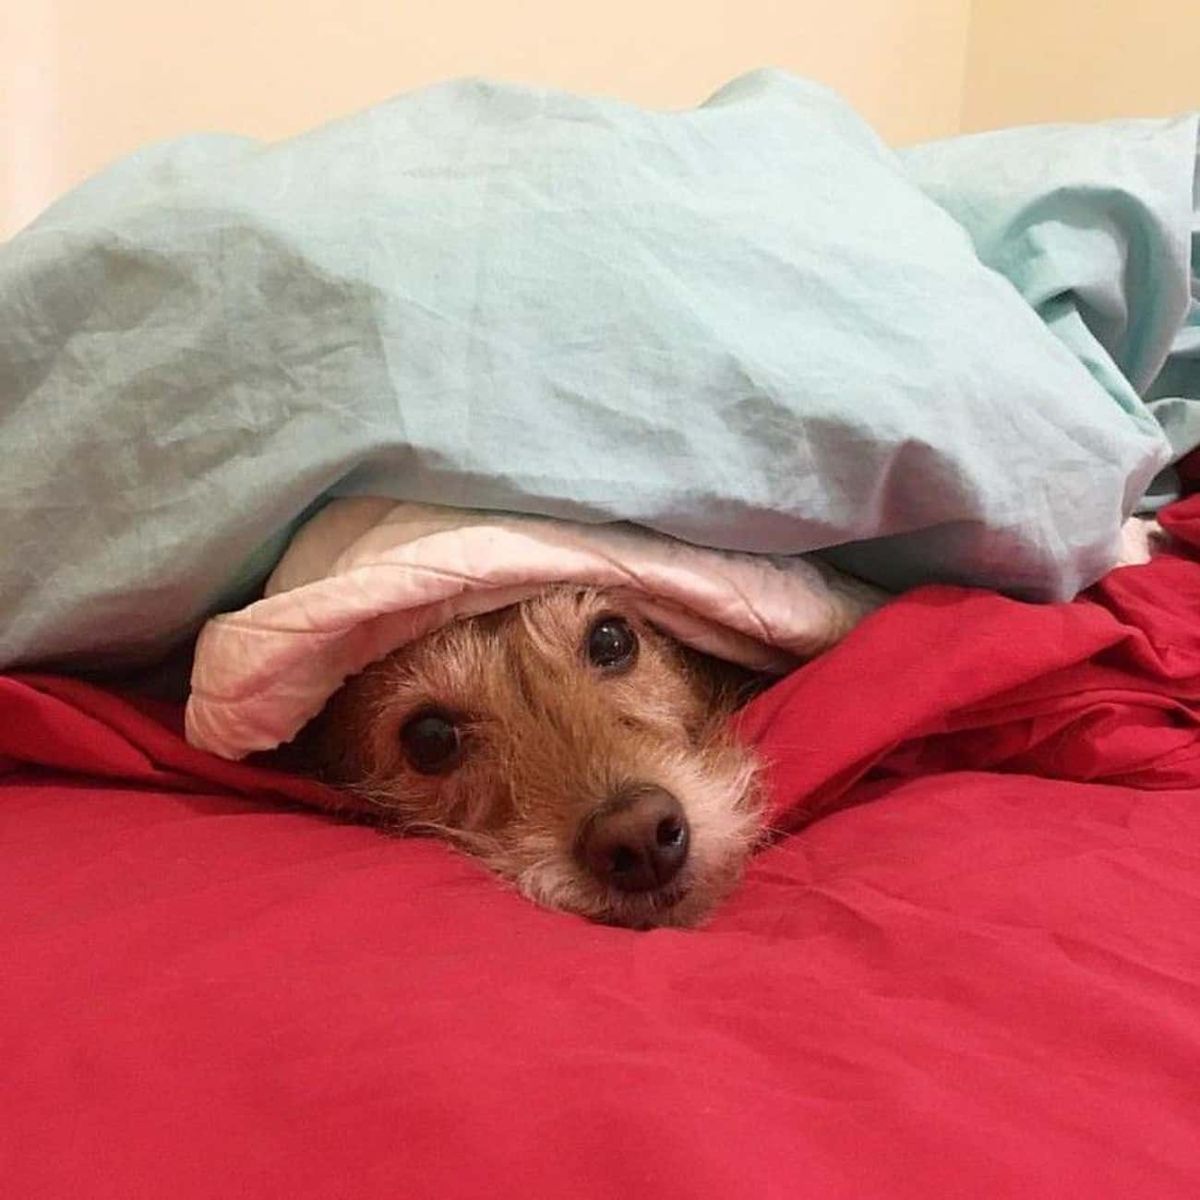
[304,585,766,928]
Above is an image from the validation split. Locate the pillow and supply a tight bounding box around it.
[0,70,1169,672]
[900,113,1200,506]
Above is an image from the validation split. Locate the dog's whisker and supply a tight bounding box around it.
[345,781,407,813]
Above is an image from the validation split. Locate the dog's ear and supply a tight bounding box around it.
[675,644,770,716]
[267,715,328,775]
[278,673,381,787]
[252,707,350,784]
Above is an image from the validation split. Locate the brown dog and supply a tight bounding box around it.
[305,586,765,928]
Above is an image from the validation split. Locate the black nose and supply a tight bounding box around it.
[577,786,690,893]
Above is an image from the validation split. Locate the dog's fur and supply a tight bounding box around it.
[304,586,765,927]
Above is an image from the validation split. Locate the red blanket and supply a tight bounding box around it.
[5,497,1200,1198]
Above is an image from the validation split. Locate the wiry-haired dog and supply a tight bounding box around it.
[305,587,765,928]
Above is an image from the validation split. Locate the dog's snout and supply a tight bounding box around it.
[577,786,690,893]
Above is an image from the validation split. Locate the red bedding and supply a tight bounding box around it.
[4,497,1200,1198]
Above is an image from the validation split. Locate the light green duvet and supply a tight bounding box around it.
[0,71,1195,670]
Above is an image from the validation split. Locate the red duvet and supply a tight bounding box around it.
[5,497,1200,1199]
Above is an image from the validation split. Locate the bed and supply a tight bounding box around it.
[3,72,1199,1197]
[4,492,1199,1197]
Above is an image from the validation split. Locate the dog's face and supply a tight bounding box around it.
[308,588,763,927]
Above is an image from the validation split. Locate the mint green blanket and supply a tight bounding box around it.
[0,71,1193,670]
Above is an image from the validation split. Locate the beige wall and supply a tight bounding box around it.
[3,0,971,238]
[4,1,1199,240]
[963,0,1200,131]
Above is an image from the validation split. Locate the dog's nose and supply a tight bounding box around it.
[577,786,690,893]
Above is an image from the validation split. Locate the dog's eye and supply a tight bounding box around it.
[399,709,464,775]
[586,617,638,671]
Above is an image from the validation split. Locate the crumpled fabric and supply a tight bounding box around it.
[4,495,1200,1200]
[0,70,1177,675]
[900,112,1200,508]
[185,496,884,759]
